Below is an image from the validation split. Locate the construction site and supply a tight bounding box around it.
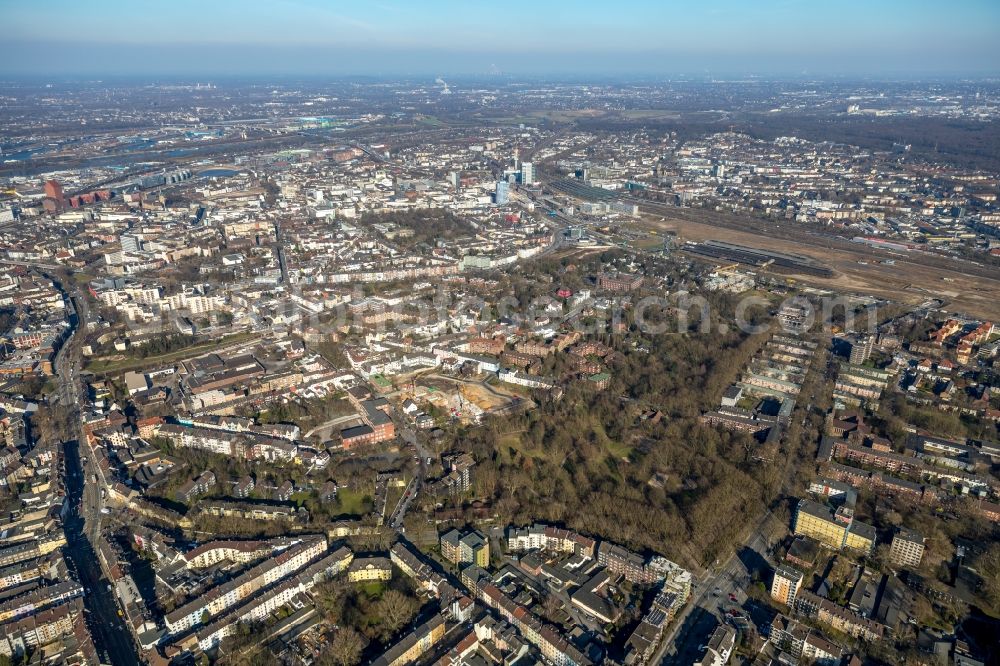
[396,372,524,425]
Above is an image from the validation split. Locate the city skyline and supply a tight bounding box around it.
[2,2,1000,664]
[1,0,999,77]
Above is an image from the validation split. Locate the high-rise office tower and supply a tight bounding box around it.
[495,181,509,205]
[521,161,534,185]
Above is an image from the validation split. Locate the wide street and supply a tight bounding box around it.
[654,510,783,665]
[48,273,139,664]
[63,437,138,665]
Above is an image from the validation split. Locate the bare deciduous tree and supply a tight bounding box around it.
[325,628,364,666]
[375,589,417,636]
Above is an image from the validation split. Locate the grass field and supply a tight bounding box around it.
[332,487,373,517]
[630,236,665,251]
[497,432,544,463]
[290,491,312,508]
[414,114,445,127]
[618,109,683,120]
[361,582,385,597]
[590,420,634,460]
[385,483,406,518]
[526,109,606,121]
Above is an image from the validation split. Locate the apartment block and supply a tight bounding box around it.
[371,615,447,666]
[770,565,804,606]
[770,615,843,666]
[347,557,393,582]
[597,273,644,292]
[889,528,925,569]
[440,529,489,568]
[793,499,875,554]
[164,536,326,635]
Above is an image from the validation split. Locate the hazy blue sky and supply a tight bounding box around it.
[1,0,998,77]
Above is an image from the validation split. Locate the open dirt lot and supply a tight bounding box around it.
[635,211,1000,320]
[420,374,520,411]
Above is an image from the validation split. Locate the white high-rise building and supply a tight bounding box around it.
[521,161,535,185]
[495,181,509,205]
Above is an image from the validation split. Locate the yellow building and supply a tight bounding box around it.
[348,556,393,582]
[371,615,446,666]
[793,499,874,554]
[844,526,876,553]
[461,532,490,568]
[37,533,67,556]
[441,529,490,568]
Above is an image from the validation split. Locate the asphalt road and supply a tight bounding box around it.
[45,273,140,664]
[63,438,139,665]
[425,372,512,401]
[302,412,362,439]
[393,427,430,530]
[655,511,781,665]
[388,475,420,530]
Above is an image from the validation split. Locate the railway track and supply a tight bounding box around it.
[631,197,1000,285]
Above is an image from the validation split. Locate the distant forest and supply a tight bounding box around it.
[576,115,1000,172]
